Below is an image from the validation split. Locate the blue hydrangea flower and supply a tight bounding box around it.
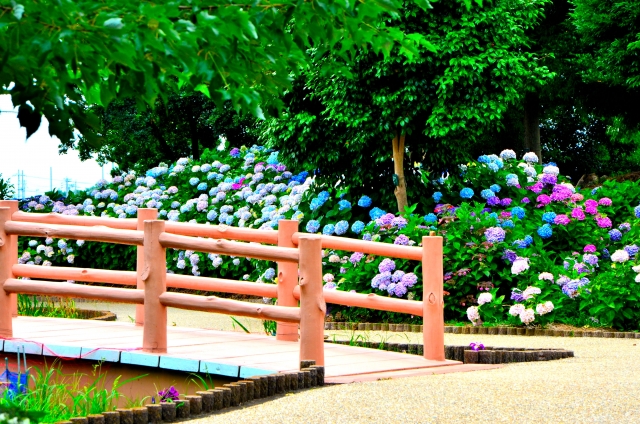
[524,235,533,246]
[481,189,496,199]
[501,220,515,228]
[624,244,639,257]
[57,240,67,249]
[537,224,553,239]
[206,210,218,221]
[488,163,499,172]
[322,224,335,235]
[369,207,386,220]
[338,200,352,211]
[460,188,474,199]
[317,191,329,202]
[351,221,365,234]
[267,152,279,165]
[478,155,491,164]
[635,205,640,219]
[542,212,557,224]
[357,196,372,208]
[189,177,200,186]
[608,229,622,241]
[197,182,208,191]
[335,220,349,235]
[433,192,443,202]
[424,213,437,223]
[310,198,323,211]
[264,268,276,280]
[490,184,501,193]
[511,207,525,219]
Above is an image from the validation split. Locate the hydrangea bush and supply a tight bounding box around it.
[16,145,640,330]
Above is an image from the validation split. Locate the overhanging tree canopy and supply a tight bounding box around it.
[0,0,438,144]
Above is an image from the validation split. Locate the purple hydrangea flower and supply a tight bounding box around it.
[378,258,396,273]
[484,227,506,243]
[394,235,410,245]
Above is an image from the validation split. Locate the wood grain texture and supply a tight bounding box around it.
[159,292,301,323]
[11,211,137,230]
[3,278,144,303]
[12,264,136,285]
[159,232,299,262]
[294,286,424,317]
[165,221,278,244]
[292,232,422,261]
[5,221,144,246]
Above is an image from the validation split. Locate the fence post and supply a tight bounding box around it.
[298,234,325,366]
[0,207,14,337]
[142,220,167,353]
[0,201,18,318]
[276,220,299,341]
[422,236,445,361]
[136,208,158,326]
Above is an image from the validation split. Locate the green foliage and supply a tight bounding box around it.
[0,0,436,144]
[66,94,262,173]
[264,0,553,209]
[0,174,14,200]
[1,361,146,422]
[17,295,78,319]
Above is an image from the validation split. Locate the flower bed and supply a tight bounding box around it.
[15,145,640,330]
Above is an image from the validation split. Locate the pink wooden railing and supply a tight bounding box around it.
[0,199,444,363]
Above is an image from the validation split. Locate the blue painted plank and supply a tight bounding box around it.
[200,361,240,378]
[239,367,275,379]
[42,344,82,358]
[159,356,200,373]
[121,351,159,368]
[3,341,42,355]
[80,348,121,363]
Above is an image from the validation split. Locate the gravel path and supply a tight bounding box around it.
[189,333,640,424]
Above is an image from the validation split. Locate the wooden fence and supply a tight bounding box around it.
[0,199,445,365]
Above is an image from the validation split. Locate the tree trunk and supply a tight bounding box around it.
[523,91,542,163]
[392,132,408,213]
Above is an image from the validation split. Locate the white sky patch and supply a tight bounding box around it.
[0,94,112,198]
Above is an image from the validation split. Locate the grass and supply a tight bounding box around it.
[0,360,147,422]
[17,295,79,319]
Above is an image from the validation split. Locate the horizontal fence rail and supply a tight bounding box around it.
[13,264,137,285]
[291,232,423,261]
[164,221,278,244]
[11,211,137,230]
[159,232,299,263]
[3,278,145,304]
[293,286,424,317]
[159,292,301,323]
[5,221,144,246]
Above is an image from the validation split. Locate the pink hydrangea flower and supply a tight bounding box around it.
[570,193,584,202]
[554,214,571,226]
[536,194,551,205]
[596,217,612,228]
[571,207,585,220]
[585,206,598,215]
[528,183,544,194]
[598,197,612,206]
[585,199,598,208]
[584,244,597,253]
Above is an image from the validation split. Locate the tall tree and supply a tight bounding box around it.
[66,94,261,172]
[264,0,552,211]
[0,0,436,146]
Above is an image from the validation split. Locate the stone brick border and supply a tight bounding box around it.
[324,322,640,338]
[325,340,574,364]
[56,362,324,423]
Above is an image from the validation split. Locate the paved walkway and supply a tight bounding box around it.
[189,333,640,424]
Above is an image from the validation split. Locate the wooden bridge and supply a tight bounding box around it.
[0,200,465,381]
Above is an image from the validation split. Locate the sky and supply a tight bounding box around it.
[0,95,112,199]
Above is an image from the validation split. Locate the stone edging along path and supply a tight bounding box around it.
[325,340,574,365]
[324,322,640,338]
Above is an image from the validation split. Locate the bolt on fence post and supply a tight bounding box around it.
[142,220,167,353]
[0,201,18,318]
[422,235,445,361]
[136,208,158,326]
[0,207,14,337]
[298,235,325,367]
[276,220,299,341]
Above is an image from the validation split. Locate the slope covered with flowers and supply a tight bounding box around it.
[17,146,640,330]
